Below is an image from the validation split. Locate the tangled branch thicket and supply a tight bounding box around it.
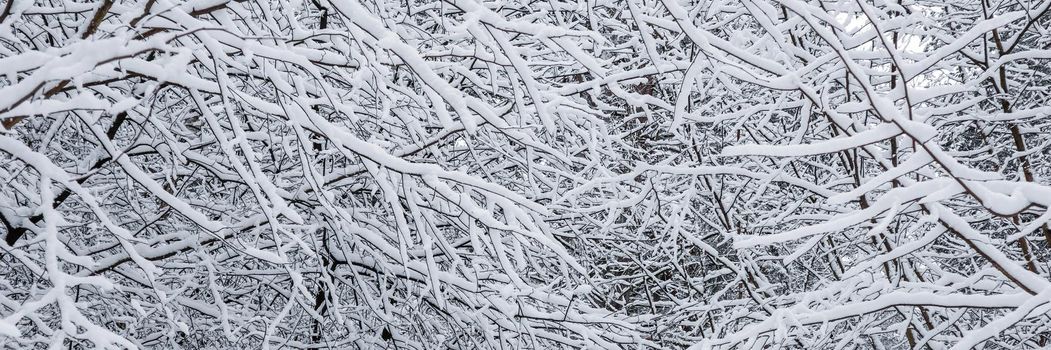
[1,0,1051,348]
